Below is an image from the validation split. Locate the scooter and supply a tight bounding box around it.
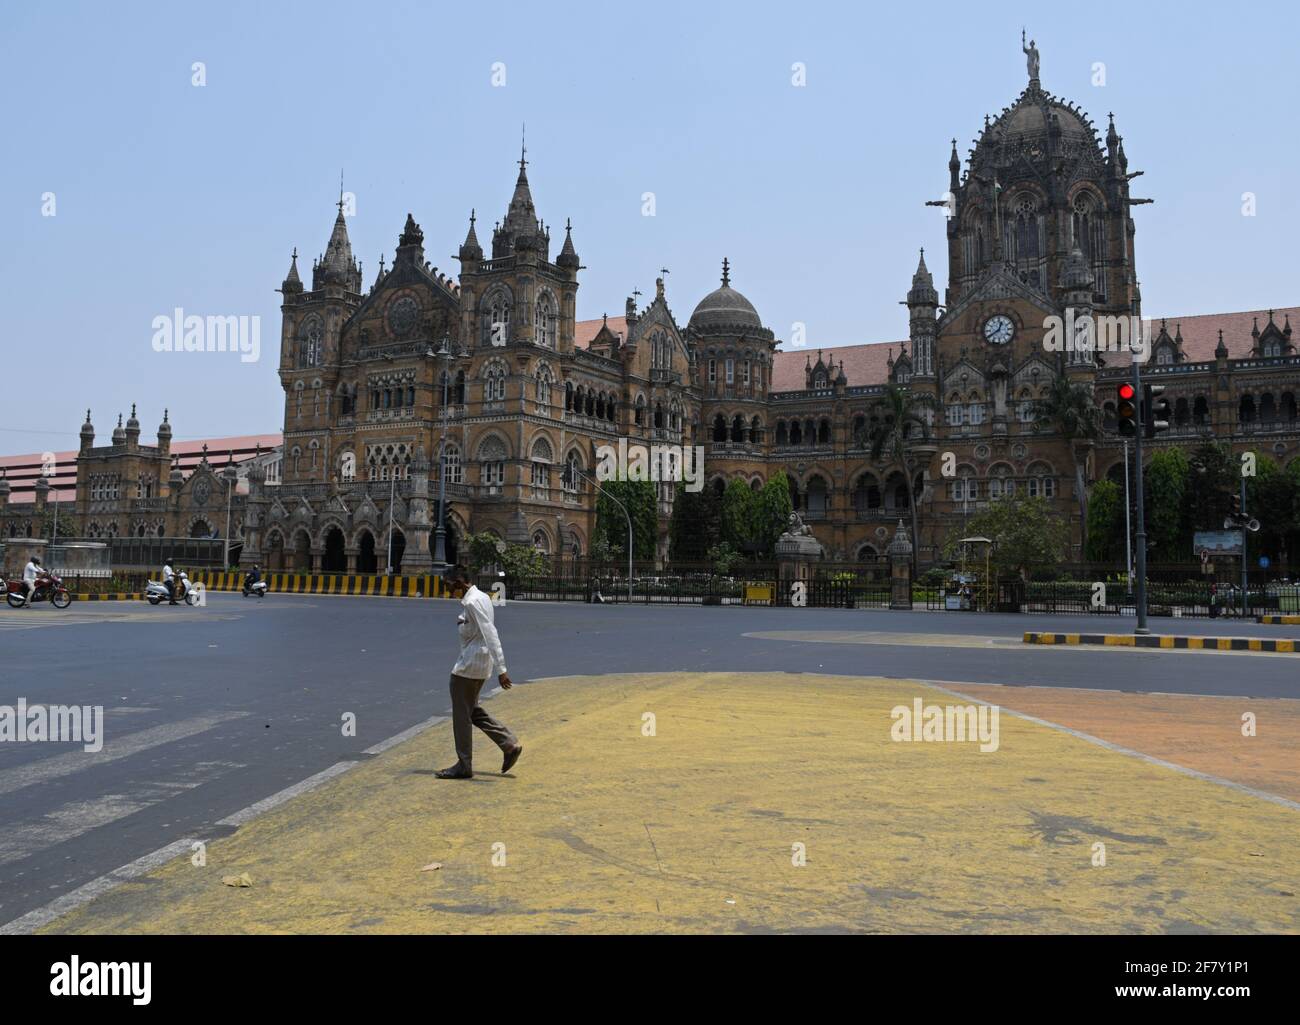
[145,572,199,606]
[242,575,268,598]
[6,573,72,609]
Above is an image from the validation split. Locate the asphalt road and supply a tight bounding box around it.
[1,592,1297,928]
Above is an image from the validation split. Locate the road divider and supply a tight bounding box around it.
[189,571,454,599]
[1257,615,1300,625]
[1023,631,1299,653]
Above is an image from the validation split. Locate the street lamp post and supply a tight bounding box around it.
[574,465,633,604]
[222,461,237,569]
[432,335,452,569]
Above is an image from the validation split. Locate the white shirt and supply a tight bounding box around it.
[451,584,507,679]
[23,561,40,584]
[163,564,175,582]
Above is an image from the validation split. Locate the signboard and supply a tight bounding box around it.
[1194,530,1244,557]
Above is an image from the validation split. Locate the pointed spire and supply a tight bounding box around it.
[557,216,578,270]
[907,248,937,306]
[1215,329,1229,359]
[458,208,483,265]
[721,257,731,288]
[318,199,359,289]
[283,247,301,288]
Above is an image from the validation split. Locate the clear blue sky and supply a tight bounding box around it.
[2,0,1296,451]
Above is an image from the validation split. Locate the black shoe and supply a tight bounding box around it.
[434,764,472,779]
[502,745,523,774]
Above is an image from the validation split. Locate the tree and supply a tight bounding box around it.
[1245,451,1299,562]
[464,531,544,579]
[1034,374,1103,551]
[594,479,657,562]
[668,483,720,562]
[1144,447,1189,561]
[868,384,929,571]
[1186,442,1235,533]
[942,495,1070,579]
[1084,478,1124,563]
[754,472,794,557]
[720,479,758,554]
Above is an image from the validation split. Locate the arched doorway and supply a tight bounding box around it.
[322,528,346,573]
[190,519,213,539]
[357,531,377,574]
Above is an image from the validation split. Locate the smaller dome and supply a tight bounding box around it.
[689,258,763,332]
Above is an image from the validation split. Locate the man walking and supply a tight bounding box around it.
[435,565,523,780]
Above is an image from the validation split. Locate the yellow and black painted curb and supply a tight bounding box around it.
[70,593,143,601]
[1024,631,1299,653]
[189,571,456,599]
[1257,615,1300,625]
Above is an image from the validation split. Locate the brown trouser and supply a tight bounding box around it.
[449,674,517,771]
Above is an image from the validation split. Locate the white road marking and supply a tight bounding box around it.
[0,761,244,867]
[0,708,461,932]
[0,712,249,797]
[923,680,1300,813]
[363,715,447,755]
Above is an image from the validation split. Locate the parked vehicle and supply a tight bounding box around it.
[6,573,72,609]
[144,572,200,606]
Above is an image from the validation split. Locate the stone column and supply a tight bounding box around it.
[887,519,913,610]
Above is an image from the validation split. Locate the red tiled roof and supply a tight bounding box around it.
[1107,306,1300,367]
[575,316,628,347]
[0,433,282,505]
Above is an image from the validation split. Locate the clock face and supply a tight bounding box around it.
[983,315,1015,345]
[387,297,420,337]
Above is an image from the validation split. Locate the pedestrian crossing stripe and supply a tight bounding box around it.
[1023,632,1299,653]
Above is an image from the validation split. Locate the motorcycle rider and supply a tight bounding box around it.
[163,558,178,605]
[21,555,43,607]
[243,563,262,595]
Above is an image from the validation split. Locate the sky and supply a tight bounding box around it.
[2,0,1296,452]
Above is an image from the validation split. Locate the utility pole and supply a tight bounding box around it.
[1130,301,1150,634]
[1123,438,1133,593]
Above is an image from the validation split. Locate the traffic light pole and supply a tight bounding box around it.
[1131,339,1150,634]
[1240,475,1249,619]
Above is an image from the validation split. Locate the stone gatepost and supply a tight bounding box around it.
[775,512,822,604]
[2,538,48,579]
[886,519,913,610]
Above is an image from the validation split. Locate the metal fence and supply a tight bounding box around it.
[923,564,1300,618]
[499,558,897,608]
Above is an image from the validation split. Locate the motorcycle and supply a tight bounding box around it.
[242,575,268,599]
[6,573,72,609]
[145,572,200,606]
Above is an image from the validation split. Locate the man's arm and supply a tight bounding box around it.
[466,596,508,680]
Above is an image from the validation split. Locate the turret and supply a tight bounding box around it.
[79,409,95,453]
[556,218,579,274]
[906,249,938,378]
[157,408,172,456]
[111,413,126,446]
[458,209,483,264]
[281,248,303,296]
[124,403,141,449]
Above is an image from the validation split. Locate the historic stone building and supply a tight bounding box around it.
[227,45,1300,574]
[0,412,278,549]
[17,43,1291,573]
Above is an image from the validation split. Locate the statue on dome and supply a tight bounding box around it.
[1022,29,1040,81]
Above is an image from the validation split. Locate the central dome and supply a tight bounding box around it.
[971,82,1103,173]
[688,259,764,332]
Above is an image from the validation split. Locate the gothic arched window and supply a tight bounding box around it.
[535,292,556,348]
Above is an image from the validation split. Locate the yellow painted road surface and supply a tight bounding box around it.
[42,673,1300,934]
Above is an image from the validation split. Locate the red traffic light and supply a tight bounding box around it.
[1117,383,1136,401]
